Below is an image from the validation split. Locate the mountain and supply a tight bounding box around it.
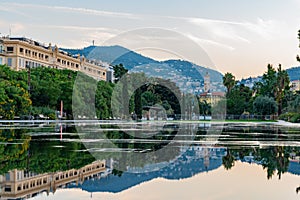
[61,45,225,92]
[61,45,158,67]
[238,66,300,88]
[286,66,300,81]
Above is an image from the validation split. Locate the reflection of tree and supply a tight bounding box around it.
[28,127,95,173]
[112,169,123,177]
[222,149,235,170]
[227,145,290,180]
[0,129,31,174]
[259,146,289,180]
[0,126,96,175]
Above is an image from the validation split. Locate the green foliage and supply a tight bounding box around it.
[0,65,114,120]
[279,112,300,123]
[290,113,300,123]
[113,63,128,83]
[279,112,297,121]
[223,72,236,94]
[0,65,31,119]
[31,106,56,119]
[256,64,290,115]
[226,84,253,115]
[222,150,235,170]
[253,96,278,117]
[95,81,114,119]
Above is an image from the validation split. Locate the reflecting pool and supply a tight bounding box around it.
[1,121,300,200]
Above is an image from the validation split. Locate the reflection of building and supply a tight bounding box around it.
[0,160,106,200]
[290,80,300,92]
[68,146,226,193]
[0,37,108,81]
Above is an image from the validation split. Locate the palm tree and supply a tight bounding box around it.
[223,73,236,94]
[276,64,290,115]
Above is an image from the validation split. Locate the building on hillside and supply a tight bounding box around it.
[0,36,109,81]
[290,80,300,92]
[198,71,225,104]
[204,72,210,92]
[199,91,225,104]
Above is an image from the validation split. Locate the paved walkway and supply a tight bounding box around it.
[274,120,300,127]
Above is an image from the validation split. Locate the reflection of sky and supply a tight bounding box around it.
[32,162,300,200]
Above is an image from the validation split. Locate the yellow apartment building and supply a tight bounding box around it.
[0,37,109,81]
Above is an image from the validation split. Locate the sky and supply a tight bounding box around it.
[1,0,300,79]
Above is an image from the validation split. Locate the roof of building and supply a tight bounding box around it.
[199,91,225,97]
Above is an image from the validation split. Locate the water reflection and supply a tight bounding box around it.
[0,122,300,199]
[0,161,105,199]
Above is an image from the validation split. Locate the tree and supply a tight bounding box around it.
[223,72,236,94]
[0,65,31,119]
[261,64,277,98]
[113,64,128,83]
[276,64,290,115]
[226,84,253,116]
[253,96,278,119]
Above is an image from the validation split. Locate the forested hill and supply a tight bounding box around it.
[61,45,224,85]
[287,66,300,81]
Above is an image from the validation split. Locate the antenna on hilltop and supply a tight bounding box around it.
[92,40,95,46]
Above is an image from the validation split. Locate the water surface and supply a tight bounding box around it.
[0,121,300,200]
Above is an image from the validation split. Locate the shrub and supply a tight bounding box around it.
[290,113,300,123]
[279,112,300,123]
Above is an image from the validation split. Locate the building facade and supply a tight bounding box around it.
[0,37,108,81]
[199,71,225,105]
[290,80,300,92]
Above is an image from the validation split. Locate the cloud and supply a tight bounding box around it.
[186,34,235,51]
[0,6,29,17]
[0,2,141,19]
[38,24,119,32]
[0,20,25,35]
[187,17,278,41]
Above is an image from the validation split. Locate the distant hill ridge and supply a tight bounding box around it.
[61,45,224,89]
[287,66,300,81]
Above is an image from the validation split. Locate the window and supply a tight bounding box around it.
[4,185,11,192]
[7,58,12,67]
[7,46,14,53]
[19,48,24,53]
[5,173,10,181]
[103,72,106,76]
[0,57,2,65]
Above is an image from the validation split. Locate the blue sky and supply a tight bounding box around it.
[1,0,300,78]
